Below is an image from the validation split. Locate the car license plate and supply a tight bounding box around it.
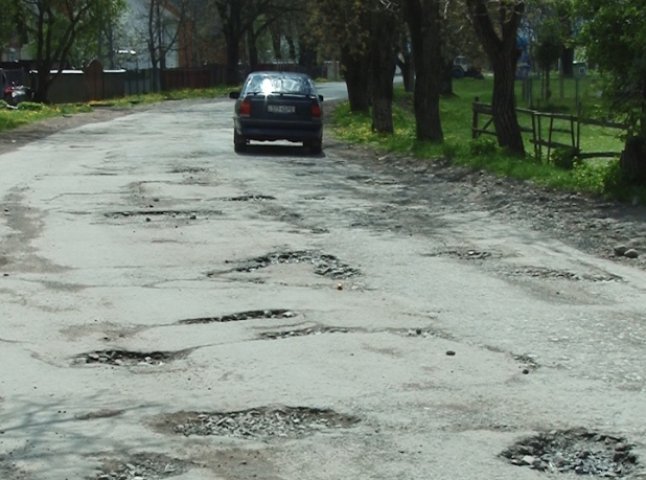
[268,105,295,113]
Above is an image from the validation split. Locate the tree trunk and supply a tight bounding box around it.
[247,30,259,68]
[341,47,370,113]
[225,37,240,85]
[620,136,646,185]
[404,0,443,142]
[560,47,574,77]
[466,0,525,155]
[491,55,524,154]
[369,9,397,134]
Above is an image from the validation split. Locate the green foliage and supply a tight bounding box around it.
[549,147,579,170]
[576,0,646,136]
[16,102,46,111]
[469,137,498,156]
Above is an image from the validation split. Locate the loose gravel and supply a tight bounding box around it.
[75,350,183,367]
[91,452,190,480]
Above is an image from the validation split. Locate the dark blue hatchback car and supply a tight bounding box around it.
[229,71,323,154]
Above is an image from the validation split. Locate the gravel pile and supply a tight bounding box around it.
[228,250,360,279]
[501,429,638,476]
[170,406,360,439]
[92,453,189,480]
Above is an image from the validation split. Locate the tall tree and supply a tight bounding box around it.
[403,0,444,142]
[577,0,646,184]
[12,0,125,102]
[146,0,187,91]
[314,0,371,112]
[369,2,398,133]
[466,0,525,155]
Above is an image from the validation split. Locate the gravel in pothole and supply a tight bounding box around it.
[91,452,190,480]
[158,406,360,439]
[217,250,360,279]
[75,350,184,366]
[178,309,296,325]
[500,429,638,476]
[259,325,353,339]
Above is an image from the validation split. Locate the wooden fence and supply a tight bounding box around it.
[472,98,626,161]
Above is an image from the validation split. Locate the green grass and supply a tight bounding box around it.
[0,85,233,134]
[332,77,646,203]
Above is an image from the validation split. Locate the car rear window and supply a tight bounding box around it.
[244,75,313,96]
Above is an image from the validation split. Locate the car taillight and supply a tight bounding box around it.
[310,103,321,118]
[239,99,251,117]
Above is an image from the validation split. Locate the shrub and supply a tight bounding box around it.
[550,147,580,170]
[469,136,498,156]
[16,102,45,111]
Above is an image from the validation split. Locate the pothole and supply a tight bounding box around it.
[513,353,540,373]
[154,406,360,439]
[74,350,186,367]
[75,409,125,421]
[178,309,296,325]
[216,250,360,279]
[501,429,638,476]
[169,166,209,174]
[105,209,223,219]
[423,248,495,261]
[505,267,622,282]
[90,452,191,480]
[259,325,353,339]
[227,194,276,202]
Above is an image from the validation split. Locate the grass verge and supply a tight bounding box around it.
[332,78,646,204]
[0,85,232,134]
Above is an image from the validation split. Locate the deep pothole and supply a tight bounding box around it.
[215,250,360,279]
[154,406,360,439]
[178,309,296,325]
[501,429,638,476]
[90,452,191,480]
[74,350,186,367]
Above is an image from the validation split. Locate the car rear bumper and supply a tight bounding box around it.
[235,118,322,142]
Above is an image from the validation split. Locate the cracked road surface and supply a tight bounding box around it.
[1,96,645,479]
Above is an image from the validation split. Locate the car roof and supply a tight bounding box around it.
[247,71,311,79]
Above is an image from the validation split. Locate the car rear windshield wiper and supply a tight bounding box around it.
[270,91,310,97]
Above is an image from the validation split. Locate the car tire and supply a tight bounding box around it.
[306,139,322,155]
[234,131,246,153]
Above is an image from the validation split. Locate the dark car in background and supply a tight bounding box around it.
[229,71,323,154]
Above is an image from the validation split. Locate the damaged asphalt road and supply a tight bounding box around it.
[0,96,645,480]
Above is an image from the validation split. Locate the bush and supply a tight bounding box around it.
[469,136,498,156]
[550,147,580,170]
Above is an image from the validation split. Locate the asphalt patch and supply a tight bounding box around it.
[501,428,638,476]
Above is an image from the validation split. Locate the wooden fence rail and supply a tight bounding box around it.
[472,98,626,161]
